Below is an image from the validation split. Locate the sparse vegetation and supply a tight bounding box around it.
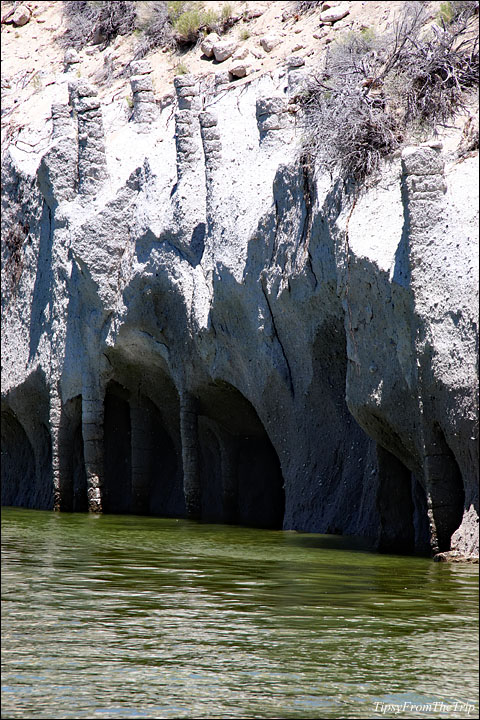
[239,27,251,41]
[174,60,189,75]
[61,1,237,59]
[61,1,137,49]
[299,1,479,183]
[171,2,218,45]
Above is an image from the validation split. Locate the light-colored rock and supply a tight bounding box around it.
[232,46,249,61]
[260,35,281,53]
[130,75,153,94]
[321,1,341,9]
[285,55,305,68]
[130,60,152,76]
[320,5,350,23]
[229,63,250,79]
[212,39,238,63]
[1,57,478,562]
[64,48,80,66]
[12,5,31,26]
[201,32,220,58]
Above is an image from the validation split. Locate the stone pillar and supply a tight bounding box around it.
[51,102,74,139]
[171,74,206,264]
[82,379,105,512]
[69,80,108,195]
[173,74,202,182]
[130,402,152,515]
[174,109,201,181]
[49,388,63,512]
[129,60,157,129]
[199,111,222,184]
[401,145,465,554]
[180,392,201,519]
[174,73,201,112]
[256,96,292,145]
[285,55,306,97]
[37,102,77,207]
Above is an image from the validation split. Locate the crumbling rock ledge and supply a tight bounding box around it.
[1,68,478,560]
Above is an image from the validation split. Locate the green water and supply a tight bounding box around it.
[1,507,478,720]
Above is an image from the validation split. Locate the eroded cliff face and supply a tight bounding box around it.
[1,61,478,559]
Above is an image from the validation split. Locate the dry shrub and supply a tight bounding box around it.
[299,1,479,182]
[61,1,137,49]
[134,1,174,58]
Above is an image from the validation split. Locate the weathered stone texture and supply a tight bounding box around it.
[1,69,478,561]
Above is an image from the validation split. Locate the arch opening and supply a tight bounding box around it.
[103,381,132,514]
[197,381,285,529]
[1,408,36,508]
[376,444,430,555]
[426,423,465,553]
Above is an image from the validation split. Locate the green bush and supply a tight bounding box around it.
[174,61,189,75]
[171,2,218,44]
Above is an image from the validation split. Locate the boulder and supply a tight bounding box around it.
[12,5,31,26]
[232,46,249,61]
[260,35,281,53]
[229,63,250,79]
[201,32,221,58]
[285,55,305,68]
[320,5,350,23]
[64,48,80,66]
[212,39,238,63]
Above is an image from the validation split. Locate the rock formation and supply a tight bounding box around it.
[1,64,478,560]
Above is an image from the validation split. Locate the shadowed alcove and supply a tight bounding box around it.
[103,381,132,514]
[426,423,465,552]
[101,361,184,517]
[376,444,430,554]
[1,407,36,507]
[58,395,88,512]
[197,381,285,529]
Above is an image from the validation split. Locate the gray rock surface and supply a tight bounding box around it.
[1,67,478,560]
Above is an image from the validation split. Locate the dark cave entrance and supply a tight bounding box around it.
[376,444,430,555]
[59,396,88,512]
[198,381,285,529]
[103,381,132,514]
[101,370,183,518]
[1,408,36,507]
[131,394,183,518]
[427,424,465,553]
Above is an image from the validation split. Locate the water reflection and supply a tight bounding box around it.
[2,507,478,719]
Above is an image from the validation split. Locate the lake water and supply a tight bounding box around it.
[1,507,478,719]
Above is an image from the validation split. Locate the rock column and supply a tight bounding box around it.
[82,377,105,512]
[129,60,157,129]
[69,80,108,195]
[51,102,74,139]
[37,102,77,207]
[199,111,222,184]
[173,75,202,181]
[256,96,292,145]
[171,74,206,263]
[49,388,63,512]
[401,145,466,554]
[180,392,201,519]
